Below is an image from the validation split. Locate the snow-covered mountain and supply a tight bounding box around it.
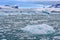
[0,1,60,8]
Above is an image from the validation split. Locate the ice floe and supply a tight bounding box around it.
[21,24,55,35]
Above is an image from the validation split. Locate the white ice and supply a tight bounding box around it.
[1,39,7,40]
[21,24,55,35]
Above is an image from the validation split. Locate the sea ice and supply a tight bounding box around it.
[21,24,55,35]
[1,39,7,40]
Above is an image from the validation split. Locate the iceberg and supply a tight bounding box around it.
[42,10,50,14]
[21,24,55,35]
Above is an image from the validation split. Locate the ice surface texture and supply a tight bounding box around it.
[21,24,55,35]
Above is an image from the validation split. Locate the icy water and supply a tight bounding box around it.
[0,11,60,40]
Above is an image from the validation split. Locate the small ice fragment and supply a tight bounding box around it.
[1,39,7,40]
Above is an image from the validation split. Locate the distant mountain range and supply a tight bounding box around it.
[0,1,60,8]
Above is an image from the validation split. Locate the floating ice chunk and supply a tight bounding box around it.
[1,39,7,40]
[54,36,60,39]
[21,24,55,35]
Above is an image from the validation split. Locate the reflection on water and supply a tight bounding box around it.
[0,12,60,40]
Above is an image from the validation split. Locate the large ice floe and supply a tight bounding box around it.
[21,24,55,35]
